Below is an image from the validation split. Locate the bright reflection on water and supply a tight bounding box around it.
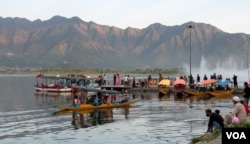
[0,75,236,144]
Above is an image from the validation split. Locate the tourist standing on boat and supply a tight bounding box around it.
[127,75,131,86]
[205,109,224,132]
[113,74,116,85]
[196,74,200,82]
[132,76,136,87]
[224,96,247,127]
[103,74,106,85]
[233,74,238,89]
[243,82,250,105]
[159,73,163,82]
[124,75,128,86]
[148,75,152,86]
[203,74,208,80]
[189,74,194,85]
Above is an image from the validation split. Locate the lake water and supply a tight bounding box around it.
[0,75,238,144]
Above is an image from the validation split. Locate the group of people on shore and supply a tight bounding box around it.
[204,76,250,133]
[205,95,249,133]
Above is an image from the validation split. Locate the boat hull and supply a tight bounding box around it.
[208,90,234,97]
[35,86,72,92]
[57,98,139,110]
[158,85,170,95]
[184,89,208,96]
[174,84,186,93]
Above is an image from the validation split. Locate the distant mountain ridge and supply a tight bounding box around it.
[0,16,250,71]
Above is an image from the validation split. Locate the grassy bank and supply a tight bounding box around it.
[191,122,250,144]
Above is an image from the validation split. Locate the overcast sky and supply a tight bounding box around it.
[1,0,250,34]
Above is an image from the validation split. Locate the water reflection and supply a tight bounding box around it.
[54,108,130,130]
[0,76,239,144]
[34,91,72,108]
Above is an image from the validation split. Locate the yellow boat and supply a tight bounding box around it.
[208,89,234,97]
[54,107,114,116]
[158,79,171,95]
[57,98,139,110]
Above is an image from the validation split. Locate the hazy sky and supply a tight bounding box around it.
[1,0,250,34]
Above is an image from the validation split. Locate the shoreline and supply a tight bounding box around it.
[101,84,245,95]
[194,116,250,144]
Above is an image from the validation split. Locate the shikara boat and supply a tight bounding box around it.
[184,89,209,96]
[208,89,234,97]
[184,79,217,96]
[57,99,139,110]
[57,86,139,110]
[158,79,171,95]
[208,80,234,97]
[34,74,72,92]
[173,78,186,96]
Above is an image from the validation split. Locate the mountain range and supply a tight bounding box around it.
[0,16,250,71]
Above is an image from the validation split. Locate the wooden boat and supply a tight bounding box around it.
[207,79,234,97]
[57,99,139,110]
[158,79,171,95]
[34,74,72,92]
[57,86,139,110]
[184,79,217,96]
[208,89,234,97]
[184,89,208,96]
[173,78,186,96]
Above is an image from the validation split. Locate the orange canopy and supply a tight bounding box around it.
[158,79,171,86]
[200,79,217,85]
[174,79,186,86]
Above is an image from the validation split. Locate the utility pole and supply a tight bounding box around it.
[188,25,194,85]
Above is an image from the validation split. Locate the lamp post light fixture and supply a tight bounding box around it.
[188,25,194,85]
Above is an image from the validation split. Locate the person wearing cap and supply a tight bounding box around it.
[224,96,247,127]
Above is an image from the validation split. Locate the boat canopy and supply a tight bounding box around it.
[173,79,186,86]
[217,80,230,86]
[200,79,217,85]
[158,79,171,86]
[73,86,120,94]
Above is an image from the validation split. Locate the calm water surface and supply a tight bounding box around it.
[0,75,236,144]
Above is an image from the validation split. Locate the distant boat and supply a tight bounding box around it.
[184,79,217,96]
[158,79,171,95]
[75,76,101,97]
[208,89,234,97]
[34,74,72,92]
[173,78,186,92]
[173,78,186,96]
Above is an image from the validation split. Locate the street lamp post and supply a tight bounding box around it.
[188,25,194,85]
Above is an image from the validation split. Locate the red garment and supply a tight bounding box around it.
[243,104,250,115]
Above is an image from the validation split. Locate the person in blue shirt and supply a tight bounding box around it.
[93,96,99,106]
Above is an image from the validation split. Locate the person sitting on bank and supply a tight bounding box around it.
[224,96,247,127]
[240,100,250,116]
[205,109,224,133]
